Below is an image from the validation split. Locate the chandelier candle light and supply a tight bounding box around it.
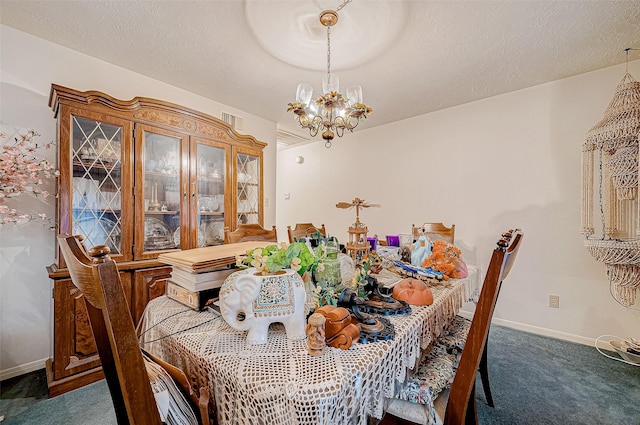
[287,2,373,148]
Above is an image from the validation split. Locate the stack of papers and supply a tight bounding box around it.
[169,267,235,292]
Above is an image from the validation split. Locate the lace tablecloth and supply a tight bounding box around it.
[140,266,479,425]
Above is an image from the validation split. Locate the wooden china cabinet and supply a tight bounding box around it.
[46,84,266,396]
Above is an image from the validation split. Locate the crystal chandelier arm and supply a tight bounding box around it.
[296,113,322,137]
[333,116,358,133]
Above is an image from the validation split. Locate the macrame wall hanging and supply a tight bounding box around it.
[582,49,640,307]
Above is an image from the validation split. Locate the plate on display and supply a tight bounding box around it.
[144,217,175,250]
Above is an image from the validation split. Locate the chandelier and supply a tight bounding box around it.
[287,2,373,148]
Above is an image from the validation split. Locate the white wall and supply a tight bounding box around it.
[0,25,278,378]
[276,59,640,344]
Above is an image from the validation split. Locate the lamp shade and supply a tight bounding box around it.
[296,83,313,107]
[585,72,640,153]
[346,86,363,105]
[322,73,340,93]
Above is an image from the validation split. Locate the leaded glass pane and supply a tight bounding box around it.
[236,153,259,225]
[71,116,122,253]
[143,132,181,252]
[196,143,226,246]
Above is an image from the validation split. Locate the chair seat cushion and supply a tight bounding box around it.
[396,315,469,405]
[144,356,199,425]
[386,396,440,425]
[396,343,459,405]
[387,342,458,425]
[388,315,470,423]
[437,315,471,354]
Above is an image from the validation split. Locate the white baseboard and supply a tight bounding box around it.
[0,358,47,381]
[457,310,598,347]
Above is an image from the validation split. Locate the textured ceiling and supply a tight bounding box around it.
[2,0,640,144]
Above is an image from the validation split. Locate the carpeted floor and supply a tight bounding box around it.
[1,324,639,424]
[0,368,49,422]
[475,326,640,425]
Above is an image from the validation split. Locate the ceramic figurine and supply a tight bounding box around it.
[411,235,432,266]
[219,268,307,345]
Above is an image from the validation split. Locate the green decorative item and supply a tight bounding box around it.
[312,238,346,307]
[314,238,340,280]
[240,242,316,276]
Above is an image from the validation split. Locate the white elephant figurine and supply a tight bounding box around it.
[219,268,307,345]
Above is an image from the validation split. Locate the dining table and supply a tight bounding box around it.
[139,265,480,425]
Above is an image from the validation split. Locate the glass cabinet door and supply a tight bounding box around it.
[135,125,187,259]
[234,148,262,227]
[67,113,132,261]
[191,139,229,247]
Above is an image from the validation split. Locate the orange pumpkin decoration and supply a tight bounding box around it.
[392,278,434,306]
[450,257,468,278]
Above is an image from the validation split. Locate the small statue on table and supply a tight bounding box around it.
[306,313,326,356]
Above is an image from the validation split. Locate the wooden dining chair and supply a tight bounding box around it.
[411,222,456,244]
[383,229,523,425]
[437,229,519,409]
[57,234,215,425]
[287,222,327,243]
[224,223,277,244]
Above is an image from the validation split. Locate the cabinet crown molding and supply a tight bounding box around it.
[49,84,266,149]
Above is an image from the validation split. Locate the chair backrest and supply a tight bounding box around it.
[444,229,523,425]
[224,223,278,244]
[412,222,456,244]
[58,234,161,425]
[287,223,327,243]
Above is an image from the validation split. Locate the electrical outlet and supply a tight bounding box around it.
[549,294,560,308]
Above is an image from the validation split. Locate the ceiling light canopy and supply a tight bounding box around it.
[287,1,373,148]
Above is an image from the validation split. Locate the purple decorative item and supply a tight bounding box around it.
[367,237,378,251]
[386,235,400,247]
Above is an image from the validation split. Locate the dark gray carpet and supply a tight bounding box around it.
[1,379,114,425]
[476,325,640,425]
[1,325,639,424]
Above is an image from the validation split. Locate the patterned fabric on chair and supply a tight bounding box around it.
[397,343,461,405]
[390,318,470,423]
[437,315,471,354]
[388,332,464,425]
